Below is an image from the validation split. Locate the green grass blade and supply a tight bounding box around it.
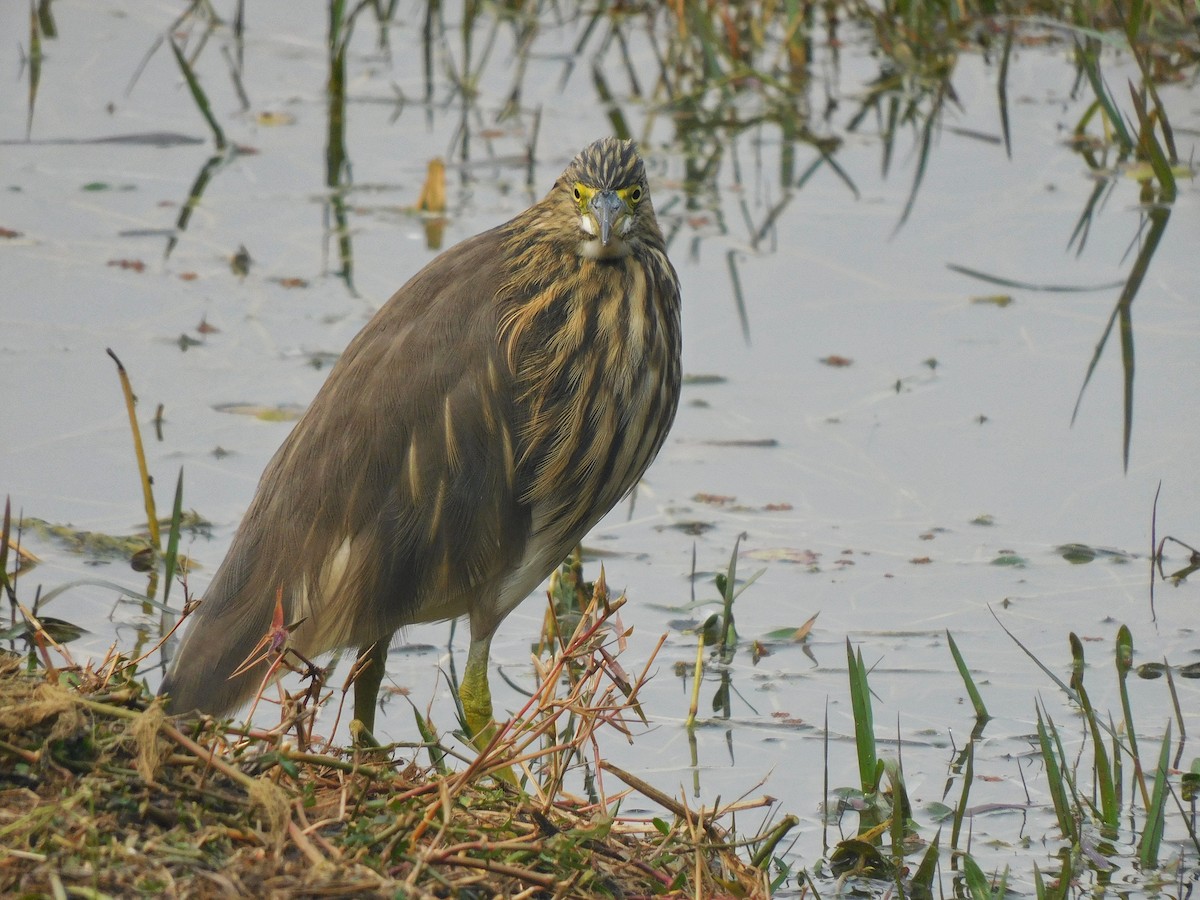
[168,36,226,150]
[946,631,989,720]
[893,80,945,233]
[1128,83,1177,199]
[1066,632,1117,826]
[822,698,830,857]
[950,738,973,852]
[993,865,1010,900]
[1113,628,1132,753]
[1036,703,1078,842]
[1117,624,1151,814]
[0,497,12,603]
[882,755,910,856]
[165,152,226,259]
[846,639,877,795]
[1072,36,1134,151]
[26,0,42,139]
[749,814,799,869]
[1137,720,1172,866]
[910,827,940,894]
[1109,712,1124,810]
[961,852,993,900]
[946,262,1123,294]
[1118,289,1134,472]
[724,251,752,345]
[1071,204,1169,469]
[1086,698,1119,829]
[412,705,448,776]
[161,468,185,610]
[716,532,744,656]
[996,22,1013,159]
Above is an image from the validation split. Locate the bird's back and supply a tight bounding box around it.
[160,141,681,720]
[161,226,532,715]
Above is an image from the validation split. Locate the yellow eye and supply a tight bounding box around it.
[573,186,582,201]
[629,186,643,203]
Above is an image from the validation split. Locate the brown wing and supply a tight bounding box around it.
[161,226,529,716]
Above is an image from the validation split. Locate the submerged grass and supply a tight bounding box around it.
[823,620,1200,897]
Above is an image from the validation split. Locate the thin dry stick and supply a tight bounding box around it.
[106,348,160,549]
[601,761,728,843]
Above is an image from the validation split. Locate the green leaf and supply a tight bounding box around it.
[1137,720,1172,866]
[947,630,989,720]
[846,639,877,795]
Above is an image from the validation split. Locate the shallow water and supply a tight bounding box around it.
[3,2,1198,893]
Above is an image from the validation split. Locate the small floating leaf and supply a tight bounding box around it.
[924,802,954,822]
[1137,662,1167,680]
[0,616,88,644]
[663,521,713,536]
[107,259,146,272]
[762,627,798,639]
[819,355,854,367]
[1059,543,1097,564]
[213,403,306,421]
[1057,543,1134,564]
[256,110,295,126]
[692,493,736,506]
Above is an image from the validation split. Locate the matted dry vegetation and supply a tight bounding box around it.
[0,580,783,899]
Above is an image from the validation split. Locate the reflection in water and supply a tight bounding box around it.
[324,0,357,293]
[416,157,448,249]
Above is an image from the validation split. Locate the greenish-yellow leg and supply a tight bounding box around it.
[352,634,392,743]
[460,631,517,785]
[459,633,496,747]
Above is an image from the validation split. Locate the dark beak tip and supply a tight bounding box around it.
[593,191,621,246]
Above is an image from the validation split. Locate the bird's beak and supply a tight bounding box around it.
[590,190,625,245]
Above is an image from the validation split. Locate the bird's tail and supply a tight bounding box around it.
[158,574,281,718]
